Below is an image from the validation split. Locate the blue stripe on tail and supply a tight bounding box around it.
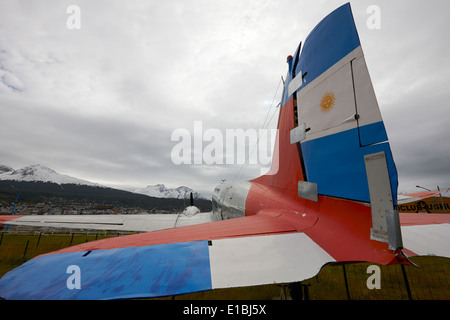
[282,3,360,105]
[295,3,360,89]
[301,123,398,204]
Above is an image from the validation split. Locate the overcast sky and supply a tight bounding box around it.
[1,0,449,196]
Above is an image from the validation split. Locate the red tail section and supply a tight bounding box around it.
[251,96,304,196]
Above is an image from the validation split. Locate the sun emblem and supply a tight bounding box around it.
[320,91,336,113]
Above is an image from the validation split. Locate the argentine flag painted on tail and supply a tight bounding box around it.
[285,3,398,204]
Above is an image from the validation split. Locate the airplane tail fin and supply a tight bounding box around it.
[253,3,398,206]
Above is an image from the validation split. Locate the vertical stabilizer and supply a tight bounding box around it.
[262,3,398,205]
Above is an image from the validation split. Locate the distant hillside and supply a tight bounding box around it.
[0,180,211,212]
[0,164,211,212]
[133,184,207,200]
[0,164,98,186]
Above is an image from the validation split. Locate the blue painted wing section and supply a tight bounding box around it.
[282,3,360,105]
[0,241,212,300]
[301,123,398,204]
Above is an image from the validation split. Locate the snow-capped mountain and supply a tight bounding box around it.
[1,164,207,200]
[133,184,207,200]
[0,164,99,186]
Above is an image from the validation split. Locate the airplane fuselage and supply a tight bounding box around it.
[212,181,250,220]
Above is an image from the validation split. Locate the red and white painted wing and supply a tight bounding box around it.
[399,191,442,201]
[0,211,333,300]
[400,213,450,258]
[0,215,22,224]
[0,211,220,232]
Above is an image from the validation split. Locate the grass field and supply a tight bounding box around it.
[1,230,449,300]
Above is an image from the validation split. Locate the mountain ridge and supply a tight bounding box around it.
[133,184,206,200]
[0,180,212,213]
[0,164,99,186]
[0,164,207,199]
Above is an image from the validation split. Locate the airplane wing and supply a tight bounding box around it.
[1,206,448,299]
[0,209,221,232]
[0,209,335,300]
[400,213,450,258]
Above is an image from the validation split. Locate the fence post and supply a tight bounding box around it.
[401,265,413,300]
[23,239,30,259]
[36,232,42,248]
[342,265,351,300]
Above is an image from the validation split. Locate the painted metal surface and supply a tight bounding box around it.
[290,122,306,144]
[296,48,361,143]
[209,233,334,289]
[278,2,397,204]
[29,209,314,256]
[297,181,318,202]
[0,232,335,300]
[301,132,397,203]
[364,151,396,245]
[0,241,212,300]
[289,20,398,203]
[211,181,251,220]
[401,224,450,258]
[282,3,360,106]
[399,212,450,226]
[0,215,24,223]
[0,210,318,299]
[250,97,303,195]
[399,191,442,200]
[0,212,221,232]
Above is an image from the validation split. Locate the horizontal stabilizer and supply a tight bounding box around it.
[0,210,330,299]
